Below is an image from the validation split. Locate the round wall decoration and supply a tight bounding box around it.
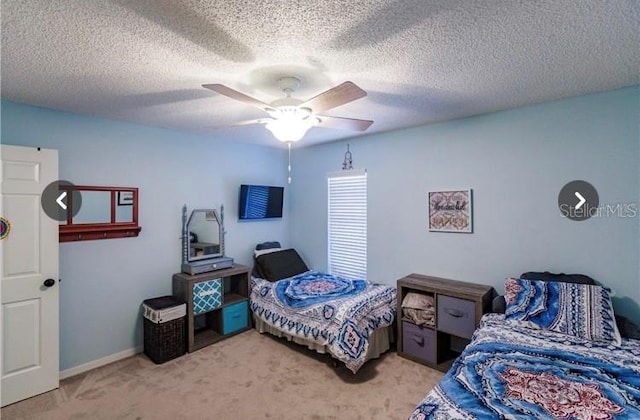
[0,217,10,240]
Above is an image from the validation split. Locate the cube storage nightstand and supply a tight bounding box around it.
[172,264,251,352]
[397,274,493,372]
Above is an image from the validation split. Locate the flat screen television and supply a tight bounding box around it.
[238,184,284,220]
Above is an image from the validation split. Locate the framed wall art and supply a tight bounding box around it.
[117,191,134,206]
[428,189,473,233]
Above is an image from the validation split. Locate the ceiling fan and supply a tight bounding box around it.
[202,77,373,143]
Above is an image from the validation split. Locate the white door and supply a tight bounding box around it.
[1,145,59,407]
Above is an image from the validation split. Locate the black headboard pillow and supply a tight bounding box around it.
[493,271,639,340]
[254,248,309,282]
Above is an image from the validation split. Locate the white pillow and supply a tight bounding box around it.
[254,247,282,257]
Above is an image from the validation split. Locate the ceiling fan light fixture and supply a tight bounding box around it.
[265,118,311,142]
[265,107,319,142]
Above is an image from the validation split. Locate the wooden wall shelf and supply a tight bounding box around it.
[59,224,141,242]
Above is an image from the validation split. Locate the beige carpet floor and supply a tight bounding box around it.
[1,329,443,420]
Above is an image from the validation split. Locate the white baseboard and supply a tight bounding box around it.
[59,346,143,380]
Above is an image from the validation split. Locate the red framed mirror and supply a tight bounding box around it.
[58,185,141,242]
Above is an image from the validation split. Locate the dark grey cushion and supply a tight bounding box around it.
[616,315,640,340]
[252,262,266,279]
[255,249,309,282]
[252,242,283,277]
[520,271,596,285]
[492,295,506,314]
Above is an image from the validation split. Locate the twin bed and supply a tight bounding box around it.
[249,245,396,373]
[410,275,640,419]
[247,247,640,418]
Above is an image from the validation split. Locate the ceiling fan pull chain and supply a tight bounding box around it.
[288,142,292,184]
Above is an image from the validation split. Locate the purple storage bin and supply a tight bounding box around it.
[437,295,475,339]
[402,321,436,364]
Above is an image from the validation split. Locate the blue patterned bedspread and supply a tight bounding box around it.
[250,271,396,373]
[410,314,640,420]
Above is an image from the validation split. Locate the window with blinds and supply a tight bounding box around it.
[327,170,367,279]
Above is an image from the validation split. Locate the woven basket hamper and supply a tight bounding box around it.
[143,296,186,364]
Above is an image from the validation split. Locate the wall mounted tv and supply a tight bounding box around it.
[238,184,284,220]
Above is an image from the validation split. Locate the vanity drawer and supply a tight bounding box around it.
[222,301,248,335]
[437,295,475,339]
[192,279,222,314]
[402,321,436,364]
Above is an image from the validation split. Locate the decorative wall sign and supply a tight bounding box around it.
[428,189,473,233]
[0,217,11,240]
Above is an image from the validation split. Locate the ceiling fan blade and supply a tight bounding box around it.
[202,84,271,111]
[316,116,373,131]
[300,81,367,113]
[208,118,272,130]
[234,118,271,126]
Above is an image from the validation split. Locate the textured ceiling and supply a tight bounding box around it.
[2,0,639,148]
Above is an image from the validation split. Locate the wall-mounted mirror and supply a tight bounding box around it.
[59,185,141,242]
[186,209,222,261]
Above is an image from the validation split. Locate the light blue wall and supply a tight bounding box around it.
[289,87,640,321]
[1,101,290,370]
[2,86,639,371]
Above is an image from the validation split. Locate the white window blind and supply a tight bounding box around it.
[327,170,367,279]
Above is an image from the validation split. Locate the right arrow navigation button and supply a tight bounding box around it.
[558,180,599,221]
[574,192,586,210]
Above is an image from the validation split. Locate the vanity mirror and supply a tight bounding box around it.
[59,185,141,242]
[181,205,234,275]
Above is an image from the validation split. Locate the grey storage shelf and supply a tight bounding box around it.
[396,274,493,372]
[172,264,251,353]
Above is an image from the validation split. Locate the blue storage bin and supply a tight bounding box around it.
[192,279,222,314]
[222,301,248,335]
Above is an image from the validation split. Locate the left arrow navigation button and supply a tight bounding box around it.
[56,192,68,210]
[41,181,82,221]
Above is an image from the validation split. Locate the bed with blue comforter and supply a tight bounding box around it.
[250,270,396,373]
[410,313,640,419]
